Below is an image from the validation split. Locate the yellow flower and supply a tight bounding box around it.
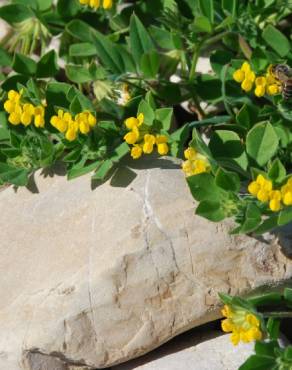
[34,115,45,128]
[182,148,210,177]
[255,77,267,87]
[8,111,22,125]
[4,100,15,114]
[65,128,77,141]
[248,181,260,196]
[241,79,253,92]
[90,0,100,8]
[257,189,270,202]
[79,120,90,134]
[193,159,208,174]
[8,90,21,102]
[88,113,97,127]
[157,143,169,155]
[21,111,32,126]
[156,135,169,155]
[283,192,292,206]
[4,90,46,128]
[241,62,251,73]
[124,113,144,129]
[131,145,143,159]
[103,0,112,9]
[221,304,262,346]
[266,84,280,95]
[184,147,197,160]
[124,126,139,145]
[255,85,265,97]
[233,69,245,83]
[143,134,156,154]
[269,199,281,212]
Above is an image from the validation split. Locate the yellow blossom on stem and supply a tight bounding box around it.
[182,147,210,177]
[124,126,139,145]
[4,89,46,128]
[221,304,262,346]
[143,134,156,154]
[131,145,143,159]
[50,109,96,141]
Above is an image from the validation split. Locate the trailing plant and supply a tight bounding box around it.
[0,0,291,236]
[220,288,292,370]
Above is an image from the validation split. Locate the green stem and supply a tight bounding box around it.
[263,312,292,318]
[189,43,202,81]
[221,63,234,117]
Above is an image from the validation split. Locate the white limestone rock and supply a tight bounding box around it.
[115,334,254,370]
[0,157,291,370]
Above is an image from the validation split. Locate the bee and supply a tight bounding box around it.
[271,64,292,99]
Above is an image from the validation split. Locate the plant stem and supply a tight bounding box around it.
[263,312,292,318]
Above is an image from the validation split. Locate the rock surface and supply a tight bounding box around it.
[114,334,253,370]
[0,157,291,370]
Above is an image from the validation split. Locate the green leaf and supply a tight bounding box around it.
[278,207,292,226]
[238,355,276,370]
[193,15,212,33]
[234,203,262,234]
[1,74,29,91]
[130,14,155,66]
[149,26,176,49]
[209,130,248,170]
[0,163,29,186]
[138,100,155,126]
[66,19,96,44]
[267,318,280,340]
[0,4,33,23]
[268,159,286,183]
[246,122,279,167]
[251,48,269,73]
[196,200,226,222]
[57,0,81,18]
[0,46,12,67]
[262,25,290,57]
[65,65,92,83]
[247,292,283,306]
[222,0,237,17]
[69,42,97,57]
[68,160,101,180]
[12,53,37,76]
[36,50,58,78]
[254,341,279,357]
[253,215,279,235]
[187,173,225,202]
[155,108,173,131]
[215,168,240,192]
[236,104,259,129]
[46,82,71,109]
[92,160,113,181]
[198,0,214,23]
[140,51,160,78]
[210,50,233,76]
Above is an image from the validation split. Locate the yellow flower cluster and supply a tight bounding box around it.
[50,110,97,142]
[248,174,292,212]
[4,90,45,128]
[182,147,210,177]
[221,304,262,346]
[233,62,280,97]
[79,0,113,9]
[123,113,169,159]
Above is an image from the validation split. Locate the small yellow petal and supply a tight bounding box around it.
[131,145,143,159]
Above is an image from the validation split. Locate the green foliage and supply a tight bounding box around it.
[0,0,291,242]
